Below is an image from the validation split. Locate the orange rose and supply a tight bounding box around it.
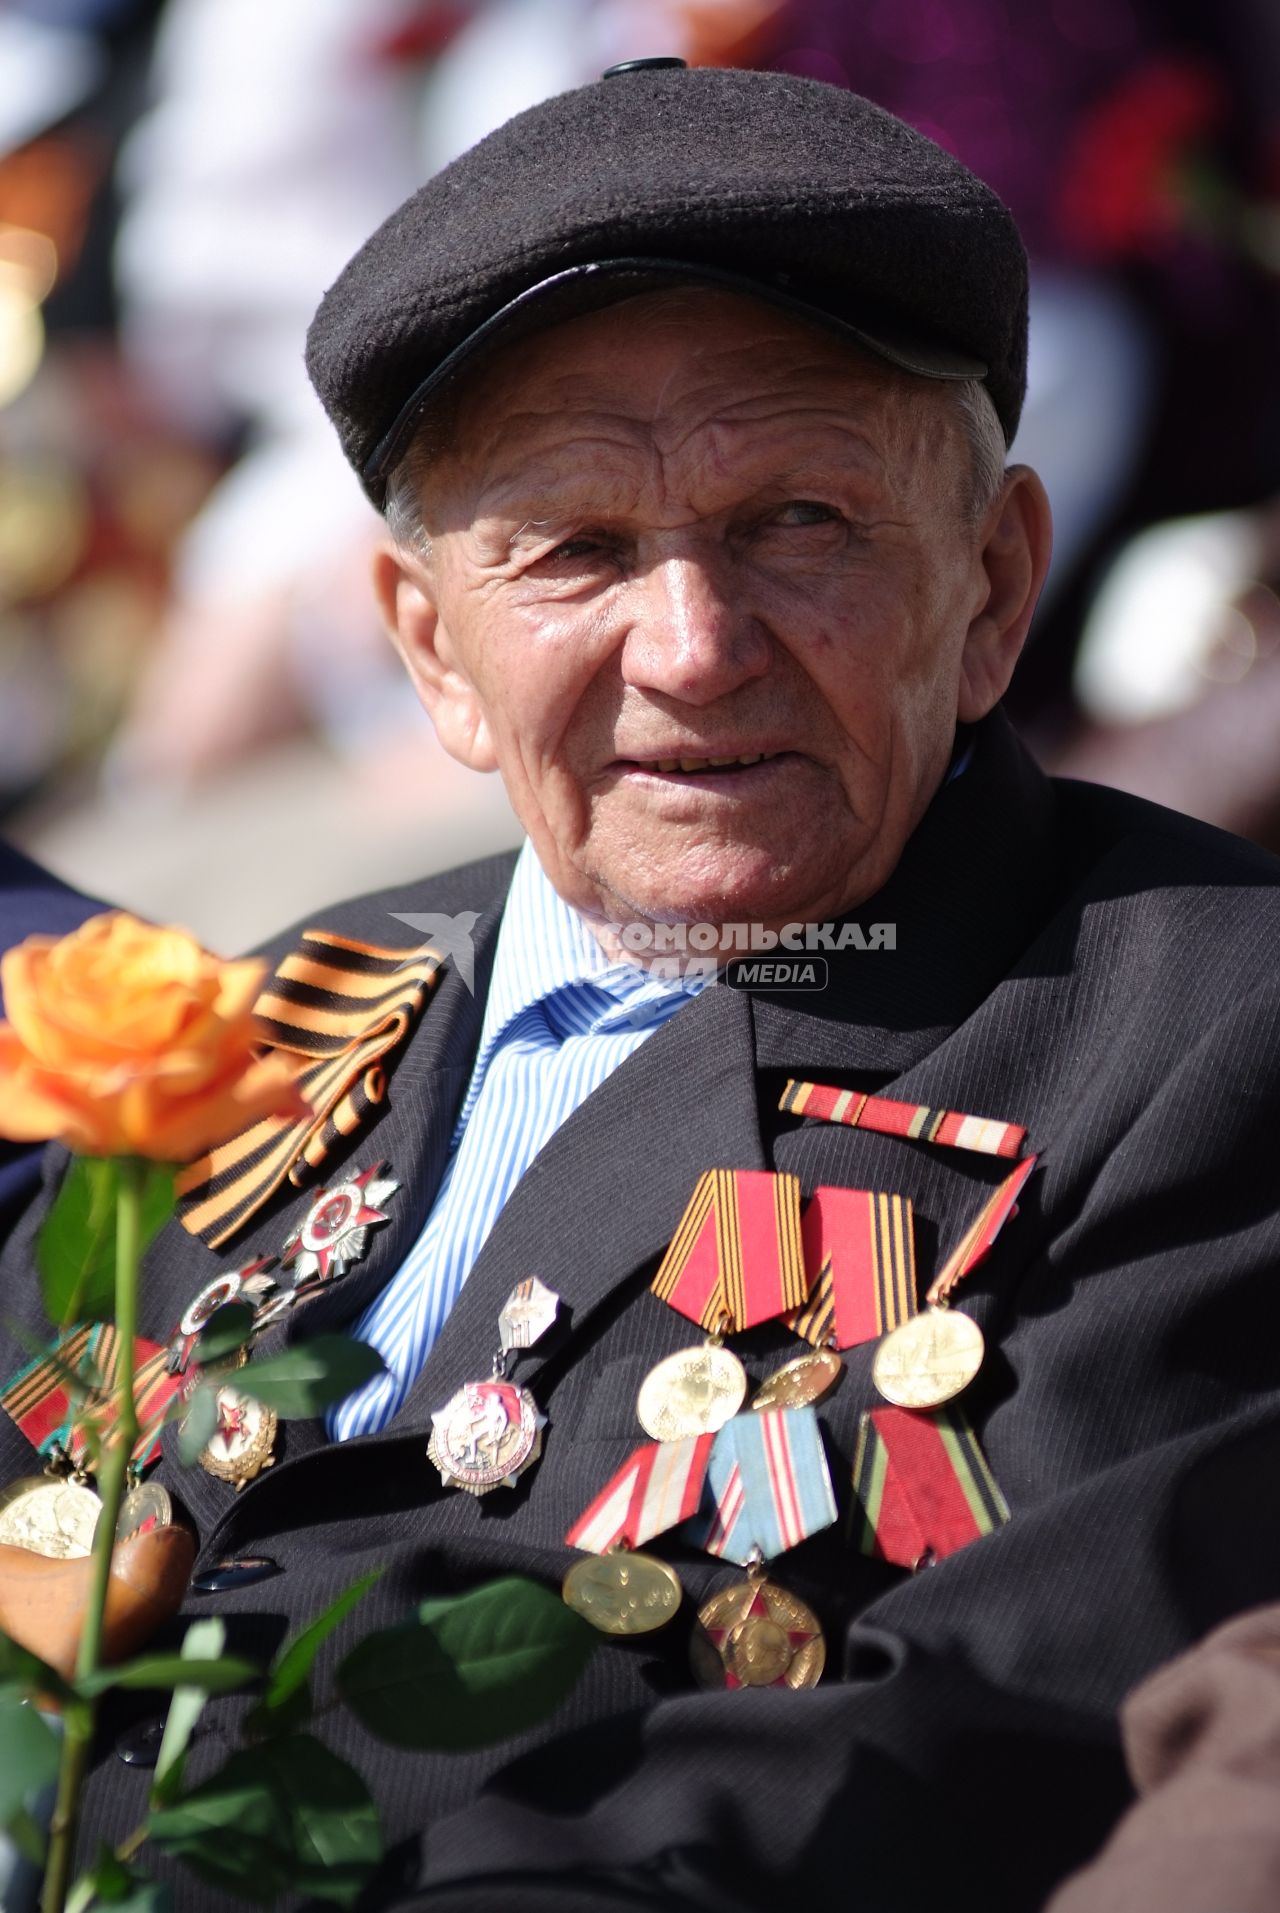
[0,912,311,1161]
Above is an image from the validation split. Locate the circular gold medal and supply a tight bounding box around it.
[750,1349,843,1412]
[113,1480,174,1542]
[694,1578,825,1690]
[636,1344,747,1442]
[562,1550,682,1635]
[872,1306,984,1408]
[0,1475,100,1560]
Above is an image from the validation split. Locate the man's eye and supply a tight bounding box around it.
[546,535,607,562]
[773,500,839,527]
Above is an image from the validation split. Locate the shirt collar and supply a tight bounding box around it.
[478,843,705,1053]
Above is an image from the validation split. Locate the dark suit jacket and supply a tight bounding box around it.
[2,713,1279,1912]
[0,842,101,1230]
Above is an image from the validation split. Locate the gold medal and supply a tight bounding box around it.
[872,1304,984,1408]
[114,1480,173,1541]
[750,1349,843,1412]
[694,1574,825,1690]
[636,1343,747,1442]
[562,1548,682,1635]
[0,1475,100,1560]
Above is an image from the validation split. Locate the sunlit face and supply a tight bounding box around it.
[377,289,1048,940]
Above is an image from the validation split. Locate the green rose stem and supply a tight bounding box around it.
[41,1157,146,1913]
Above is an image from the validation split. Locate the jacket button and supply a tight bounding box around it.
[191,1556,279,1594]
[115,1718,166,1768]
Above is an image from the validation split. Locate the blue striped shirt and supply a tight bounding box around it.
[328,845,709,1438]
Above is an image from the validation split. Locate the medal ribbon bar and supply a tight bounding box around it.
[780,1079,1026,1159]
[684,1406,837,1564]
[651,1169,808,1331]
[851,1404,1009,1568]
[789,1188,916,1350]
[565,1433,715,1554]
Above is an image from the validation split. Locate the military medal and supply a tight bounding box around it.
[563,1431,714,1634]
[684,1406,837,1690]
[750,1349,843,1411]
[0,1467,100,1561]
[694,1558,826,1691]
[562,1549,684,1636]
[871,1155,1037,1408]
[114,1479,174,1541]
[636,1338,747,1442]
[165,1258,277,1376]
[280,1161,399,1288]
[641,1169,809,1438]
[872,1306,984,1408]
[198,1380,278,1490]
[428,1279,558,1497]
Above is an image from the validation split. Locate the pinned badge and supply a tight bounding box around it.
[280,1161,399,1286]
[198,1381,278,1491]
[428,1379,545,1497]
[428,1280,559,1498]
[166,1257,277,1376]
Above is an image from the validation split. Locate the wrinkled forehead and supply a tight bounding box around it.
[414,286,953,511]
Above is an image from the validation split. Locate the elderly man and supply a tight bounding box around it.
[2,61,1280,1913]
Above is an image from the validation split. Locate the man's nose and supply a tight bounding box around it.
[618,554,771,705]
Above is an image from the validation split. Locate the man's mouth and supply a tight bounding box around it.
[624,751,782,776]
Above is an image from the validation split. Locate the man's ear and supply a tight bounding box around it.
[957,466,1053,723]
[371,544,499,771]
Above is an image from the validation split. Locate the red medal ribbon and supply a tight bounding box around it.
[651,1169,808,1331]
[788,1188,916,1350]
[780,1079,1026,1160]
[928,1154,1038,1305]
[851,1404,1010,1568]
[565,1433,715,1554]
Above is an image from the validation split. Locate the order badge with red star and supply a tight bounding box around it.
[693,1567,825,1689]
[198,1379,278,1491]
[280,1161,400,1289]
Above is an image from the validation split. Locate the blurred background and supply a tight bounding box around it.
[1,0,1279,952]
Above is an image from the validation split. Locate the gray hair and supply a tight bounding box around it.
[384,372,1007,562]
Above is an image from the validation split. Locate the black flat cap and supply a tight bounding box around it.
[306,63,1028,507]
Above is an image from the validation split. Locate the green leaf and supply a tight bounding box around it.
[192,1302,256,1367]
[335,1576,595,1751]
[147,1734,380,1907]
[0,1694,59,1821]
[173,1382,218,1467]
[76,1650,257,1701]
[152,1617,225,1805]
[230,1338,385,1419]
[0,1628,77,1706]
[37,1159,174,1328]
[5,1804,45,1868]
[244,1568,383,1740]
[69,1849,173,1911]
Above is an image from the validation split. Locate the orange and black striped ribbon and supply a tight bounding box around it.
[2,1323,180,1471]
[176,929,444,1250]
[850,1403,1010,1568]
[787,1189,916,1351]
[780,1079,1026,1160]
[651,1169,808,1332]
[928,1154,1038,1305]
